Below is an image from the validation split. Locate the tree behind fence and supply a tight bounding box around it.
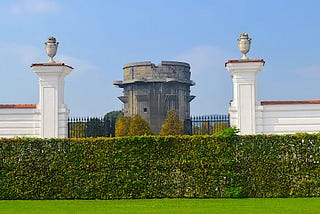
[68,114,230,138]
[68,117,113,138]
[191,114,230,135]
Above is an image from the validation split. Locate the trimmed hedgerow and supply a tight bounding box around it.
[1,132,320,199]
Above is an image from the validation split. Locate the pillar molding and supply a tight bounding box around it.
[31,63,73,138]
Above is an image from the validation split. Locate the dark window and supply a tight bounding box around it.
[143,107,148,113]
[131,67,134,79]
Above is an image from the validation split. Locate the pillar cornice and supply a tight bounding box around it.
[225,59,265,66]
[31,62,73,69]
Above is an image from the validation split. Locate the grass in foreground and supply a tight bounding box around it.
[1,198,320,214]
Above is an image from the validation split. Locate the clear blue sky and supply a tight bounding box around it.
[1,0,320,117]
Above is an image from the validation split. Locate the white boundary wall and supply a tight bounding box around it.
[256,101,320,134]
[0,105,40,138]
[0,63,72,138]
[226,59,320,135]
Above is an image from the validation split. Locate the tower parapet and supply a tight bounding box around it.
[115,61,195,87]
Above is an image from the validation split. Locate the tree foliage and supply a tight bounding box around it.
[212,121,229,133]
[159,109,184,136]
[115,114,153,136]
[192,121,230,135]
[115,116,132,137]
[104,110,124,137]
[68,122,86,138]
[128,114,153,136]
[85,117,105,137]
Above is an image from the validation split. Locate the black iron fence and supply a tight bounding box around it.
[68,114,230,138]
[190,114,230,135]
[68,117,115,138]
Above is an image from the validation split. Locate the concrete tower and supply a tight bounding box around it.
[114,61,195,134]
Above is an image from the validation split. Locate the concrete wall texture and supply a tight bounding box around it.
[114,61,195,134]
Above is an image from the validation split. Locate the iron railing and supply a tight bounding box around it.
[68,114,230,138]
[190,114,230,135]
[68,117,113,138]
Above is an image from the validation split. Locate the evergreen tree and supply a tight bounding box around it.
[159,109,184,136]
[115,116,131,137]
[128,114,153,136]
[85,117,105,137]
[104,110,124,137]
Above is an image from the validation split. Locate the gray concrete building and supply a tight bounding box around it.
[113,61,195,134]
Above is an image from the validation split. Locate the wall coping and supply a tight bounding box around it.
[31,62,73,69]
[225,59,265,67]
[261,100,320,105]
[0,104,37,109]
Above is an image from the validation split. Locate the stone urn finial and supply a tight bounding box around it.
[237,32,251,60]
[45,36,59,63]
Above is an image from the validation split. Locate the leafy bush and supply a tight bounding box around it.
[225,187,243,198]
[1,133,320,199]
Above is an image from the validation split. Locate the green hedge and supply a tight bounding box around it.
[1,133,320,199]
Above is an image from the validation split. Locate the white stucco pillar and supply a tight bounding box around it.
[31,63,73,138]
[225,59,265,135]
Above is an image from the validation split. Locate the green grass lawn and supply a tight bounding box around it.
[1,198,320,214]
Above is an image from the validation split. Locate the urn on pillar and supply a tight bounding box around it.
[237,32,251,60]
[32,36,73,138]
[226,33,264,135]
[45,36,59,63]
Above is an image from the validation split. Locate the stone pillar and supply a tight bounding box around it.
[31,63,73,138]
[225,59,264,134]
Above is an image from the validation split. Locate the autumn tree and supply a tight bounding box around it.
[128,114,153,136]
[115,116,131,137]
[211,121,229,134]
[68,122,86,138]
[159,109,184,136]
